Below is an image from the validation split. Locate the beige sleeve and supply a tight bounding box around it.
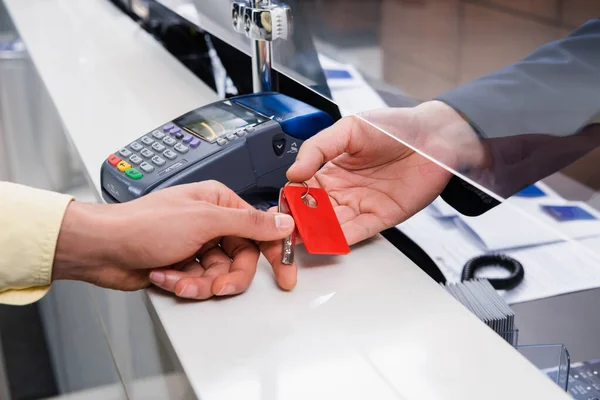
[0,182,73,305]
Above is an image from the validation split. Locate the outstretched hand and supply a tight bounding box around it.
[260,102,481,290]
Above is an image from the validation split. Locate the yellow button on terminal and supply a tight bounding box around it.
[117,160,131,172]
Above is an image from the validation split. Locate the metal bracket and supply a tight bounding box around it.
[231,1,293,93]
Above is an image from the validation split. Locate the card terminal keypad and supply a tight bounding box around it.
[105,122,245,182]
[107,123,201,180]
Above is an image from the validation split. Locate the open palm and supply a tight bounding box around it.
[261,110,452,290]
[299,124,450,244]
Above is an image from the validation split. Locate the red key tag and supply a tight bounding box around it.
[283,185,350,255]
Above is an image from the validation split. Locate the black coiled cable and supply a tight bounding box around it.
[461,254,525,290]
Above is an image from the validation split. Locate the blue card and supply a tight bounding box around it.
[541,205,597,222]
[324,69,353,80]
[515,185,546,198]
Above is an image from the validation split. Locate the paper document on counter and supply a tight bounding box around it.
[429,182,600,251]
[398,203,600,304]
[456,199,600,251]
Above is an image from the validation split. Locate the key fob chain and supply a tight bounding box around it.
[283,184,350,255]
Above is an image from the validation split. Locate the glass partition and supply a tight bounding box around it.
[158,0,600,255]
[156,2,600,383]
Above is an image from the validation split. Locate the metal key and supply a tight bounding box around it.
[278,188,295,264]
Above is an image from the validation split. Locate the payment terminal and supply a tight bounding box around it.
[100,93,334,204]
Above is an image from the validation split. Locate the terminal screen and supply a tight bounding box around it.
[175,102,265,143]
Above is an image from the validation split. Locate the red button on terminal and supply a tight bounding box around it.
[108,154,121,166]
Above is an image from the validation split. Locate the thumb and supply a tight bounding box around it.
[286,116,359,182]
[210,206,295,241]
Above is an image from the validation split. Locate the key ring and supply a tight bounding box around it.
[285,181,310,200]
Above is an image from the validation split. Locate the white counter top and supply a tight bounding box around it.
[3,0,570,399]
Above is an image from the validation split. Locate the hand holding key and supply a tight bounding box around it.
[261,105,458,290]
[53,181,295,299]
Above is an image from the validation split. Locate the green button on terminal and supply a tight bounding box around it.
[125,168,143,180]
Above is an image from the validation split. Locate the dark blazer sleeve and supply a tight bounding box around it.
[435,18,600,216]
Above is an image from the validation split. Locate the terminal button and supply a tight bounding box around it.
[151,156,166,166]
[246,125,255,133]
[119,148,132,158]
[235,129,246,137]
[190,138,201,148]
[163,149,177,160]
[108,154,121,166]
[169,127,181,136]
[141,136,154,145]
[175,132,184,139]
[125,168,143,180]
[152,130,165,139]
[182,134,193,144]
[217,138,228,146]
[130,142,143,151]
[117,160,131,172]
[140,148,154,158]
[174,143,188,154]
[140,162,155,173]
[162,123,174,132]
[273,138,286,156]
[129,154,143,165]
[163,136,177,146]
[152,142,166,152]
[226,133,236,141]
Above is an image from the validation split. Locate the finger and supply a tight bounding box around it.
[171,246,232,299]
[150,260,212,298]
[147,241,217,290]
[196,238,222,258]
[267,206,306,245]
[204,205,295,242]
[212,236,260,296]
[199,245,232,279]
[259,240,297,291]
[148,255,202,289]
[287,116,361,182]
